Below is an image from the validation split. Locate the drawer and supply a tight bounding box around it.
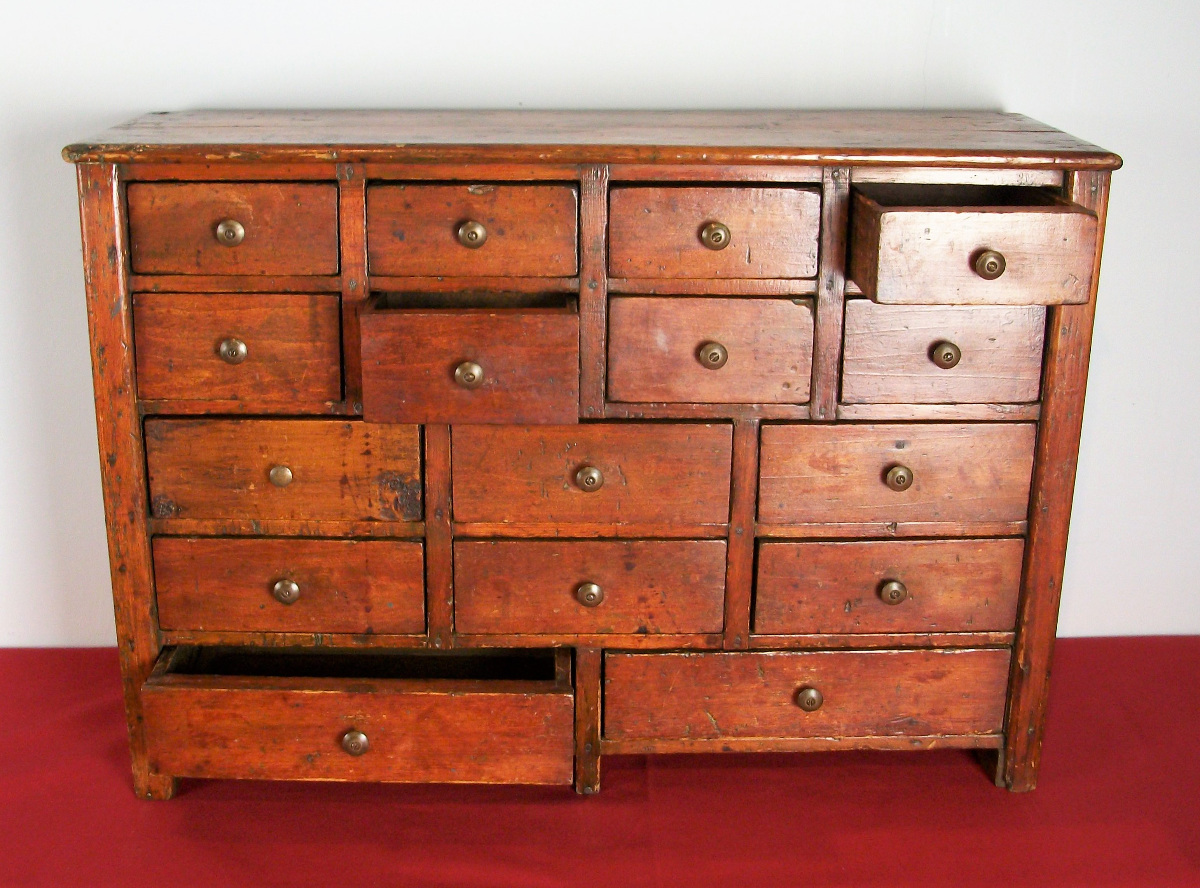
[607,297,813,404]
[603,649,1010,740]
[754,538,1024,635]
[133,293,342,406]
[366,184,578,277]
[451,424,733,526]
[153,537,425,634]
[142,647,574,783]
[609,186,821,279]
[848,184,1097,305]
[145,419,422,522]
[126,183,339,276]
[359,301,579,424]
[842,301,1045,404]
[758,423,1036,526]
[454,539,726,634]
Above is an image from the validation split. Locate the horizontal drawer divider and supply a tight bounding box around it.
[600,734,1004,755]
[370,275,580,293]
[747,633,1016,650]
[754,521,1028,539]
[148,519,426,539]
[607,278,818,296]
[130,274,342,293]
[451,523,729,539]
[160,630,433,649]
[836,403,1042,421]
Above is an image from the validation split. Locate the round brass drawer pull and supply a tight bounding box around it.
[974,249,1006,280]
[272,578,301,605]
[697,341,729,370]
[341,729,369,756]
[930,340,961,369]
[699,221,731,250]
[576,582,604,607]
[885,464,914,491]
[269,465,294,488]
[879,579,909,605]
[795,687,824,712]
[215,219,245,246]
[454,360,484,389]
[218,337,248,365]
[574,465,604,492]
[457,220,487,248]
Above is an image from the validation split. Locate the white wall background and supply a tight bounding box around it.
[1,0,1197,645]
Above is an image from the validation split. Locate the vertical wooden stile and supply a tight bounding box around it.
[423,425,454,648]
[337,166,368,406]
[723,419,760,650]
[578,165,610,417]
[810,167,851,420]
[574,647,603,794]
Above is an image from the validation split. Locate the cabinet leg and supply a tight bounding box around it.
[133,768,178,800]
[574,648,602,795]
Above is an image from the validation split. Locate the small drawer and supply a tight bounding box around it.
[127,183,339,276]
[143,647,574,783]
[366,184,578,277]
[145,419,422,522]
[603,649,1010,741]
[754,538,1024,635]
[154,537,425,634]
[454,539,726,634]
[758,423,1036,526]
[609,186,820,279]
[133,293,342,406]
[607,297,814,404]
[451,424,733,526]
[359,299,579,424]
[841,301,1045,404]
[848,184,1097,305]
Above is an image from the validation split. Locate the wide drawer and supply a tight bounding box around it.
[754,538,1024,635]
[451,424,733,526]
[454,540,726,634]
[142,647,574,783]
[848,184,1097,305]
[133,293,342,406]
[366,184,578,277]
[608,186,821,279]
[153,537,425,634]
[126,183,339,276]
[842,301,1045,404]
[607,297,813,404]
[758,423,1036,526]
[359,302,579,424]
[145,419,422,522]
[603,649,1010,740]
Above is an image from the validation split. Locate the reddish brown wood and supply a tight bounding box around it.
[130,275,341,293]
[579,165,609,417]
[574,648,602,794]
[451,522,727,539]
[147,518,423,538]
[602,734,1002,754]
[810,167,850,420]
[423,425,453,649]
[602,403,811,421]
[370,275,579,294]
[755,520,1027,539]
[748,631,1015,650]
[607,277,817,296]
[609,164,822,182]
[852,167,1063,186]
[339,166,368,404]
[121,162,338,181]
[723,420,760,650]
[160,630,433,649]
[836,403,1040,421]
[126,183,339,275]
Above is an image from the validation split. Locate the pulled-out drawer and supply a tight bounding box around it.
[142,647,574,783]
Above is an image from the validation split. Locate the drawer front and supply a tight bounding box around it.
[454,540,727,634]
[603,649,1010,740]
[366,184,578,277]
[842,301,1045,404]
[609,186,821,279]
[145,419,422,522]
[607,297,814,404]
[360,307,579,424]
[154,537,425,634]
[758,423,1036,526]
[127,183,339,276]
[133,293,342,406]
[451,424,733,525]
[755,538,1024,635]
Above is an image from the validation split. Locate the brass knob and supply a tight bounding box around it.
[974,249,1006,280]
[699,221,731,250]
[885,465,913,491]
[697,341,729,370]
[879,580,909,605]
[215,219,245,246]
[456,220,487,248]
[341,730,369,756]
[576,582,604,607]
[453,360,484,389]
[269,465,293,487]
[272,578,301,604]
[574,465,604,492]
[930,341,961,369]
[795,687,824,712]
[218,338,248,365]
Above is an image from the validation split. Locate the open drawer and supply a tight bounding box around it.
[142,646,575,784]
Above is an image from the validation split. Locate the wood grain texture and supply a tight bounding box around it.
[366,184,578,276]
[454,540,726,634]
[836,403,1041,422]
[607,277,817,296]
[145,420,422,522]
[603,649,1011,740]
[810,167,850,420]
[607,297,813,404]
[602,734,1002,754]
[451,424,733,525]
[574,648,602,794]
[758,423,1036,525]
[424,425,453,649]
[608,186,820,279]
[754,538,1024,634]
[723,420,760,650]
[126,183,338,275]
[579,165,609,417]
[153,537,424,634]
[147,518,423,539]
[130,274,342,293]
[133,293,342,406]
[338,166,367,404]
[748,631,1015,650]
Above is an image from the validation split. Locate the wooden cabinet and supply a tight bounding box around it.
[65,110,1119,799]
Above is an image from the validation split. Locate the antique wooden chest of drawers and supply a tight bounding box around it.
[64,111,1119,798]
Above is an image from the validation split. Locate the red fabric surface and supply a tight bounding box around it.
[0,637,1196,887]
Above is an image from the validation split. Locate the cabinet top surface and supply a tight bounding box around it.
[63,110,1120,168]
